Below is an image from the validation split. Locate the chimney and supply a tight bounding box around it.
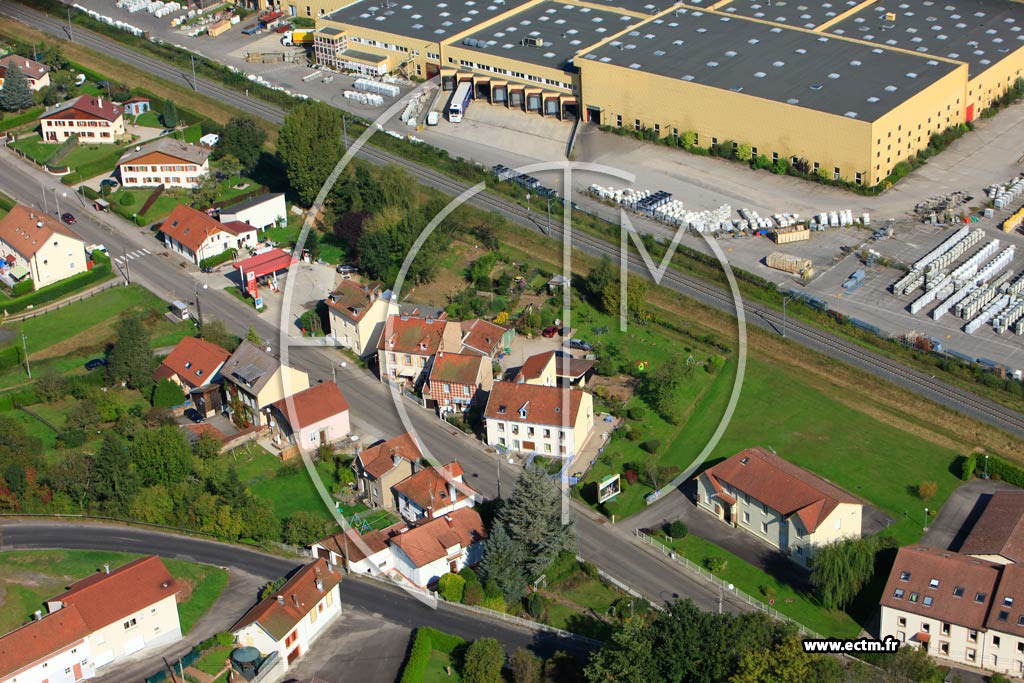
[277,595,285,605]
[444,514,453,527]
[315,579,324,592]
[97,95,103,108]
[36,221,44,229]
[103,563,110,574]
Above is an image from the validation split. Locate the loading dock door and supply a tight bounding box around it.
[526,94,541,111]
[509,91,524,108]
[544,99,559,116]
[586,107,601,125]
[492,87,507,104]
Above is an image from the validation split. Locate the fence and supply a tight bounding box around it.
[634,529,822,639]
[3,279,122,322]
[440,595,604,648]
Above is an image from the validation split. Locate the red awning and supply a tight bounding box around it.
[234,248,296,279]
[717,492,736,506]
[916,632,930,643]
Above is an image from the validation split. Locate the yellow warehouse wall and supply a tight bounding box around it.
[441,44,576,92]
[966,46,1024,118]
[315,18,442,77]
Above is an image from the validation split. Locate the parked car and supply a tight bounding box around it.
[60,213,76,225]
[99,178,119,189]
[201,266,214,274]
[84,358,107,371]
[568,339,593,351]
[184,408,205,424]
[336,263,358,274]
[542,325,558,338]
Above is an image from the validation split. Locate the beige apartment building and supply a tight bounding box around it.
[0,204,87,288]
[483,381,594,458]
[353,432,424,510]
[325,280,394,358]
[221,341,311,428]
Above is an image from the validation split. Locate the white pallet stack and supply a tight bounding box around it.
[994,299,1024,334]
[950,239,1001,286]
[927,229,985,273]
[974,246,1017,286]
[910,274,952,315]
[958,286,998,320]
[965,295,1011,334]
[912,226,970,271]
[931,284,976,320]
[1004,272,1024,297]
[353,79,400,98]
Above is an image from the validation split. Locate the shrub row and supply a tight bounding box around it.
[0,106,45,132]
[399,627,466,683]
[61,151,127,186]
[984,454,1024,488]
[199,249,238,271]
[1,252,113,314]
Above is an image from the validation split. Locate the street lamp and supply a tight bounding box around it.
[53,189,66,217]
[718,582,735,613]
[985,454,990,479]
[332,360,348,384]
[924,507,929,531]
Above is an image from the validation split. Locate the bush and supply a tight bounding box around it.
[463,581,485,605]
[459,566,480,585]
[399,628,434,683]
[543,551,579,585]
[55,428,87,448]
[12,279,35,296]
[705,556,727,574]
[437,572,466,603]
[961,453,977,481]
[917,480,938,501]
[664,520,688,539]
[526,591,547,619]
[640,440,661,454]
[481,595,507,613]
[150,378,185,408]
[626,406,645,421]
[198,248,237,271]
[463,638,505,683]
[511,648,543,683]
[758,584,776,601]
[580,561,600,580]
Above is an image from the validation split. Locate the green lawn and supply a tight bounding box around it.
[62,143,126,170]
[660,534,861,638]
[263,212,348,264]
[423,650,462,683]
[108,188,184,222]
[195,644,233,676]
[12,134,60,164]
[231,445,336,523]
[134,111,162,128]
[0,550,228,635]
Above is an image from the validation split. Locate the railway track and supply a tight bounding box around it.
[6,0,1024,438]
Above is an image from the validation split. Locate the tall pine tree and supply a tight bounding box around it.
[0,64,34,112]
[496,466,576,579]
[479,520,528,603]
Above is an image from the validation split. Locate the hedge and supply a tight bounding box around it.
[0,106,45,132]
[0,387,42,411]
[0,252,113,314]
[199,249,238,270]
[12,279,35,297]
[399,627,466,683]
[986,455,1024,488]
[61,151,128,185]
[0,192,15,213]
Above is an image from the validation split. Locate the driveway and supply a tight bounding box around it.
[921,479,1021,552]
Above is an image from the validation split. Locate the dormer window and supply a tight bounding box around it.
[518,401,529,419]
[1005,597,1014,607]
[196,369,203,376]
[185,361,192,369]
[899,571,911,581]
[498,405,506,414]
[929,578,939,589]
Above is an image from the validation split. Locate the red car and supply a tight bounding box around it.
[542,325,558,338]
[61,213,76,225]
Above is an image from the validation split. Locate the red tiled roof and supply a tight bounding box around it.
[42,95,122,122]
[219,220,257,236]
[483,381,584,427]
[960,490,1024,563]
[0,204,83,260]
[184,422,227,443]
[389,508,486,568]
[700,447,861,534]
[0,605,89,679]
[316,522,406,564]
[356,433,423,479]
[0,55,49,81]
[378,314,451,355]
[986,562,1024,636]
[880,546,1001,631]
[428,352,485,387]
[160,205,224,253]
[123,96,150,104]
[233,248,296,279]
[272,381,350,430]
[231,559,341,641]
[392,462,474,512]
[155,336,230,389]
[516,351,554,383]
[460,319,506,356]
[49,556,178,632]
[325,280,384,323]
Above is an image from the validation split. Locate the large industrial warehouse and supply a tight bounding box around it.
[308,0,1024,186]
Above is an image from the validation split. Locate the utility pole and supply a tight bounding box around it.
[545,195,551,235]
[496,455,502,499]
[41,179,48,214]
[342,115,348,150]
[21,332,31,379]
[194,286,204,335]
[191,55,198,92]
[123,247,131,285]
[53,190,62,217]
[67,6,74,41]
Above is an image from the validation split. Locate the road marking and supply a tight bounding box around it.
[142,248,151,254]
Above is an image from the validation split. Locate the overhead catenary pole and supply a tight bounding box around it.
[21,332,31,379]
[194,287,204,335]
[123,247,132,285]
[191,55,198,92]
[67,6,74,41]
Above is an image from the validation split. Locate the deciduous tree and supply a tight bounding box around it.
[215,115,266,173]
[810,535,880,609]
[107,314,155,391]
[463,638,505,683]
[278,101,343,206]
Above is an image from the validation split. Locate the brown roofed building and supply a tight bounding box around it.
[0,605,92,683]
[325,280,393,357]
[353,433,424,510]
[117,138,211,189]
[0,55,50,91]
[268,381,351,456]
[423,351,493,416]
[695,447,864,567]
[377,312,462,388]
[220,340,310,429]
[879,546,1002,669]
[483,381,594,458]
[960,490,1024,565]
[0,204,87,288]
[459,318,512,357]
[160,205,229,266]
[312,522,406,573]
[392,462,477,524]
[232,559,342,671]
[154,335,231,391]
[514,350,595,388]
[389,508,487,588]
[40,95,125,143]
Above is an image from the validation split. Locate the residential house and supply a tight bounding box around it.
[45,556,182,670]
[218,221,259,251]
[121,96,150,117]
[312,522,406,575]
[423,351,493,416]
[268,381,351,455]
[695,447,864,567]
[392,462,477,524]
[0,205,87,288]
[0,607,93,683]
[376,312,462,388]
[159,205,256,267]
[218,193,287,230]
[0,55,50,91]
[515,351,595,388]
[117,138,210,190]
[232,559,342,670]
[389,508,487,588]
[39,96,125,143]
[153,335,230,392]
[325,280,393,358]
[960,490,1024,565]
[221,341,310,428]
[459,318,513,358]
[353,433,423,510]
[483,382,595,458]
[879,546,1002,670]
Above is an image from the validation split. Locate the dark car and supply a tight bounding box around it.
[542,325,558,338]
[184,408,205,424]
[568,339,593,351]
[84,358,107,371]
[99,178,119,188]
[201,266,214,274]
[336,263,358,274]
[61,212,76,225]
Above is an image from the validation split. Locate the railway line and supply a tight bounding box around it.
[5,0,1024,439]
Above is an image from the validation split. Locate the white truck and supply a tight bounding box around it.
[426,111,439,126]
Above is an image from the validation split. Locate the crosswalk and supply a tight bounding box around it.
[114,248,151,266]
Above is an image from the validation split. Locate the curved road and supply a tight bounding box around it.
[3,0,1023,440]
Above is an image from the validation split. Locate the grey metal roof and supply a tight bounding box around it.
[828,0,1024,77]
[582,7,960,120]
[720,0,863,30]
[222,340,281,394]
[571,0,678,15]
[339,48,390,62]
[317,26,346,36]
[221,192,284,215]
[455,1,643,71]
[323,0,533,42]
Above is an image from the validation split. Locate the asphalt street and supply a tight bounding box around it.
[0,151,749,622]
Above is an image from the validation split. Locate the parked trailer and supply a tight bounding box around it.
[766,252,812,275]
[447,82,472,122]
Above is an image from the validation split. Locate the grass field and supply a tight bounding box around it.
[109,188,183,222]
[0,550,228,635]
[195,644,233,676]
[231,445,336,523]
[423,651,461,683]
[11,134,60,163]
[134,111,162,128]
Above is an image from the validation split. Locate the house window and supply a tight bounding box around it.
[953,586,964,597]
[941,623,950,636]
[742,511,750,524]
[327,590,334,607]
[286,630,298,646]
[897,616,907,627]
[929,578,939,589]
[310,607,318,624]
[967,648,976,662]
[969,630,979,642]
[760,522,768,534]
[404,354,412,364]
[124,618,137,629]
[894,589,904,599]
[1005,597,1015,607]
[921,623,930,633]
[939,642,949,655]
[994,635,1002,647]
[999,611,1010,622]
[976,592,987,603]
[923,596,933,607]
